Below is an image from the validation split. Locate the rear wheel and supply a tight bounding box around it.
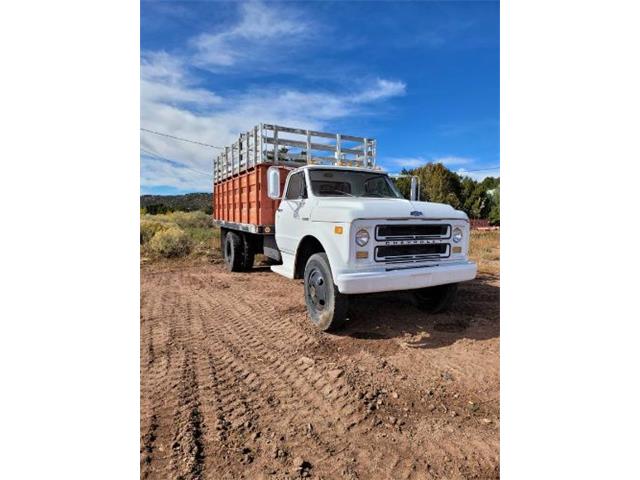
[240,234,255,271]
[304,253,348,331]
[413,283,458,313]
[223,231,244,272]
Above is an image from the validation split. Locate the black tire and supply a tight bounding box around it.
[240,234,255,271]
[223,231,244,272]
[303,253,348,331]
[413,283,459,313]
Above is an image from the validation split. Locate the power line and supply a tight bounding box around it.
[141,147,212,177]
[140,127,223,149]
[140,147,213,178]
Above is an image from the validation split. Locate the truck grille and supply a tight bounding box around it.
[375,243,449,262]
[376,224,450,240]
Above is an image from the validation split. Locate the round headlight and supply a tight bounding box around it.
[355,229,370,247]
[452,227,464,243]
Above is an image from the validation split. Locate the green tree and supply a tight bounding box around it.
[488,185,500,225]
[390,163,499,220]
[481,176,500,191]
[460,176,491,219]
[408,163,462,208]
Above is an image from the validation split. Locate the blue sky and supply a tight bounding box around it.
[140,0,499,195]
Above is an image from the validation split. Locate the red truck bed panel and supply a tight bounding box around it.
[213,164,288,227]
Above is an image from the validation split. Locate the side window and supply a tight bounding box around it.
[285,172,307,200]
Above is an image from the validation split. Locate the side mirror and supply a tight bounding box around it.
[410,176,420,201]
[267,166,281,199]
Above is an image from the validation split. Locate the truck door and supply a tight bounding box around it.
[275,171,311,256]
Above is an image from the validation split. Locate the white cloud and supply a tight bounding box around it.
[383,157,428,170]
[381,155,473,172]
[141,154,212,192]
[455,167,500,181]
[141,51,221,106]
[140,52,406,192]
[433,155,472,166]
[234,0,307,39]
[191,0,311,69]
[353,79,406,102]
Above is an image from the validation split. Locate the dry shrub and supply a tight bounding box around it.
[141,211,211,229]
[148,227,193,257]
[469,230,500,261]
[164,211,211,229]
[140,220,168,244]
[469,230,500,274]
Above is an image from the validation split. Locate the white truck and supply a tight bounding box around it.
[213,124,477,331]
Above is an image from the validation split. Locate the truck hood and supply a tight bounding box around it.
[310,197,468,223]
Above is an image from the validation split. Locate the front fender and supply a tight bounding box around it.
[295,221,351,284]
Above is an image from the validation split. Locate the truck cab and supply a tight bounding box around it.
[266,165,477,330]
[213,124,477,331]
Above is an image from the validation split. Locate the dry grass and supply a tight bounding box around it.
[148,227,193,258]
[140,211,220,262]
[469,229,500,275]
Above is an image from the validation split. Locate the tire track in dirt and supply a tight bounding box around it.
[193,283,363,430]
[201,334,344,478]
[192,292,349,477]
[190,270,437,478]
[141,279,208,480]
[141,264,500,479]
[187,272,428,479]
[175,268,350,478]
[140,288,181,478]
[169,350,205,480]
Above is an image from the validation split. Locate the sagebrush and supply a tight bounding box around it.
[140,220,168,244]
[141,210,219,260]
[148,227,193,258]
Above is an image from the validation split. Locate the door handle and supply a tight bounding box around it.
[276,208,283,212]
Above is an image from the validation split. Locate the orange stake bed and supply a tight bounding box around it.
[213,164,288,228]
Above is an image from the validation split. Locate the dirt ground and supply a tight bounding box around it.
[140,237,499,479]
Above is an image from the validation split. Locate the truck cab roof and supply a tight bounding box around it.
[294,164,388,174]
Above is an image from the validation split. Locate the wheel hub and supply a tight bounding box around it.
[307,268,327,310]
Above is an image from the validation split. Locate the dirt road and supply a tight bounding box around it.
[140,260,499,479]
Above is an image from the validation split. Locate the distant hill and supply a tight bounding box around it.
[141,192,212,214]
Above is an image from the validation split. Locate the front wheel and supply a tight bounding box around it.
[413,283,459,313]
[303,253,348,331]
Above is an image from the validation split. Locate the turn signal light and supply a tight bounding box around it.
[452,246,462,254]
[356,251,369,259]
[334,226,344,234]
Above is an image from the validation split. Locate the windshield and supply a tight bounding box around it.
[308,169,404,198]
